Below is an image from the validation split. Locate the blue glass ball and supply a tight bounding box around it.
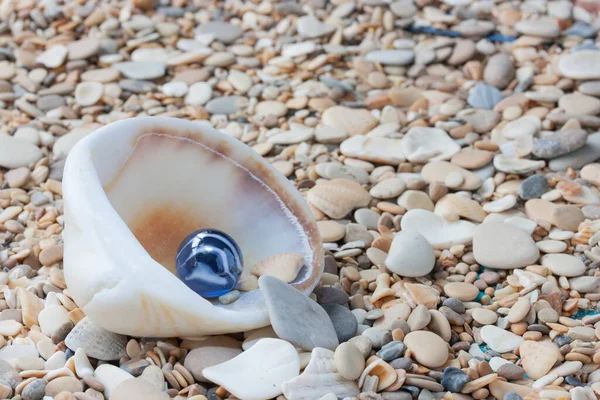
[175,229,243,298]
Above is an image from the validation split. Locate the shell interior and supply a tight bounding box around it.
[103,133,313,304]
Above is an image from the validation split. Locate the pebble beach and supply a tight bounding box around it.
[2,0,600,399]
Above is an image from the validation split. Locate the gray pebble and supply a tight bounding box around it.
[442,297,465,314]
[376,341,406,361]
[441,366,471,392]
[205,96,246,115]
[519,174,548,200]
[504,393,523,400]
[467,82,504,109]
[389,357,412,370]
[21,379,45,400]
[315,286,349,305]
[532,129,588,159]
[321,303,357,343]
[497,363,526,381]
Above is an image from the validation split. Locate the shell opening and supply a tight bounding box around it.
[103,133,314,290]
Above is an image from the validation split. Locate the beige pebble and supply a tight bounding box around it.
[444,282,479,301]
[471,308,498,325]
[404,331,448,368]
[334,342,365,380]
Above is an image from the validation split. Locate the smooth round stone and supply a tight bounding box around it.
[131,47,169,63]
[468,82,504,110]
[22,379,45,400]
[297,15,336,38]
[472,308,498,325]
[457,109,500,133]
[519,174,548,199]
[197,21,243,44]
[185,82,212,105]
[441,366,471,392]
[514,18,560,38]
[36,45,68,68]
[112,378,169,400]
[559,93,600,115]
[370,178,406,199]
[404,331,448,368]
[0,135,43,169]
[473,222,539,269]
[502,115,541,140]
[115,62,166,80]
[579,81,600,97]
[541,254,586,277]
[45,376,83,395]
[161,81,188,97]
[385,230,434,277]
[569,276,600,293]
[205,96,246,114]
[497,363,526,381]
[447,39,476,65]
[365,50,415,66]
[184,337,242,382]
[67,38,100,60]
[256,100,287,117]
[558,51,600,80]
[334,342,365,380]
[340,136,405,165]
[536,240,567,253]
[176,229,243,298]
[520,341,559,380]
[376,341,406,362]
[451,150,493,169]
[483,54,515,89]
[354,208,380,230]
[398,190,434,211]
[400,209,476,250]
[321,303,358,343]
[549,132,600,171]
[421,161,482,191]
[480,325,524,353]
[444,282,479,301]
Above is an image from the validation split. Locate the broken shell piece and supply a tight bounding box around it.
[250,253,305,283]
[63,117,324,337]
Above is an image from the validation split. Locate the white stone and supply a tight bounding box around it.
[282,348,359,400]
[95,364,135,399]
[480,325,524,353]
[489,356,512,372]
[502,116,541,139]
[74,348,94,377]
[402,127,460,163]
[385,230,435,277]
[541,254,586,277]
[75,82,103,106]
[473,222,539,269]
[0,134,43,169]
[131,47,169,63]
[365,50,415,65]
[558,51,600,80]
[45,351,66,370]
[53,124,101,158]
[400,209,477,250]
[340,136,405,165]
[115,62,166,80]
[203,338,300,400]
[493,155,545,174]
[0,345,38,367]
[0,320,22,336]
[185,82,212,105]
[36,45,68,68]
[38,306,70,337]
[161,81,188,97]
[282,42,317,58]
[536,240,567,253]
[228,70,252,93]
[483,195,517,213]
[369,178,406,199]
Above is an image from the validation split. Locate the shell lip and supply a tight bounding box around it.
[63,116,324,336]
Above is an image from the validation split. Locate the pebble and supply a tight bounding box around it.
[484,54,515,89]
[0,134,43,168]
[115,62,166,80]
[259,276,339,351]
[541,254,586,277]
[334,342,365,380]
[441,367,471,392]
[111,378,170,400]
[297,15,336,39]
[205,95,245,114]
[64,317,127,361]
[321,303,358,343]
[203,338,300,400]
[402,127,460,163]
[21,379,45,400]
[197,21,243,44]
[323,107,378,137]
[404,331,448,368]
[365,50,415,66]
[472,308,498,325]
[480,325,524,353]
[401,209,477,249]
[549,132,600,171]
[468,83,504,110]
[519,175,548,199]
[340,136,405,165]
[95,364,135,399]
[558,50,600,80]
[473,222,539,269]
[183,337,242,382]
[385,230,435,277]
[532,129,588,159]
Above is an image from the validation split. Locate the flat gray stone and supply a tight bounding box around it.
[532,129,588,159]
[365,50,415,66]
[205,96,246,114]
[549,132,600,171]
[197,21,243,44]
[259,276,339,351]
[115,62,166,80]
[321,303,358,343]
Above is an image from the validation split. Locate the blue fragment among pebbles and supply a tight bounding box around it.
[175,229,243,298]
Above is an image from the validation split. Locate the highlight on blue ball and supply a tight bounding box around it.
[175,228,243,298]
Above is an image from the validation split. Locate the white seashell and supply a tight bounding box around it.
[65,317,127,361]
[282,347,360,400]
[204,338,300,400]
[63,117,324,337]
[400,209,478,250]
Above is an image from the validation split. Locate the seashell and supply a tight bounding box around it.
[250,253,305,283]
[307,178,371,219]
[204,338,300,400]
[64,317,127,361]
[359,356,397,391]
[63,117,323,337]
[434,194,486,222]
[282,347,360,400]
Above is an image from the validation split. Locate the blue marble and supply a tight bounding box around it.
[175,229,243,298]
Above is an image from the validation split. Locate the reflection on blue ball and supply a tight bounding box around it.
[175,229,243,298]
